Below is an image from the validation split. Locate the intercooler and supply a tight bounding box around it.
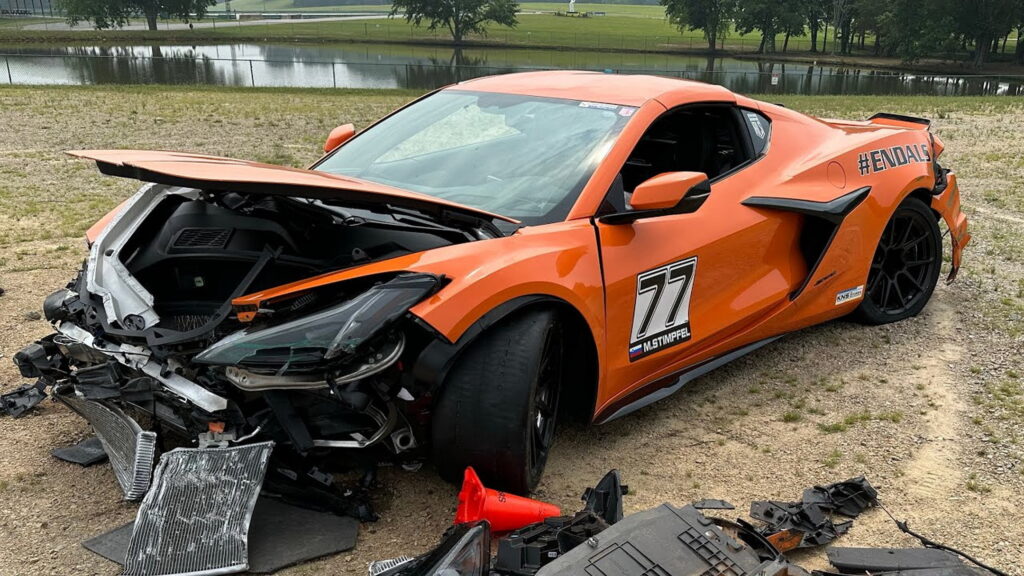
[121,442,275,576]
[59,394,157,501]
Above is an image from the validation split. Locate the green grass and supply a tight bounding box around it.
[818,410,905,434]
[211,1,666,17]
[0,12,839,54]
[0,17,63,29]
[211,0,393,12]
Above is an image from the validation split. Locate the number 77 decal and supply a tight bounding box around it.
[628,257,697,361]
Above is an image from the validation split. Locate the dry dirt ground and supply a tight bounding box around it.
[1,86,1022,575]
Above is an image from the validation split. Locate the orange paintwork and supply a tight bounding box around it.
[82,71,970,424]
[629,172,708,210]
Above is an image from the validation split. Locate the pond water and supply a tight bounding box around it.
[3,43,1021,95]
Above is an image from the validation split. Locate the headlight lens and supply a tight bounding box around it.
[194,273,437,370]
[428,523,490,576]
[373,522,490,576]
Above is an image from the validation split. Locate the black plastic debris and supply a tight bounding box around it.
[83,522,134,564]
[493,469,628,575]
[749,476,877,551]
[825,547,978,573]
[494,512,610,576]
[247,497,359,573]
[536,503,800,576]
[122,442,274,576]
[0,380,47,417]
[52,436,109,467]
[83,497,358,574]
[580,469,628,524]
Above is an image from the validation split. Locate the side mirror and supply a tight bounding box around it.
[323,123,356,153]
[601,172,711,225]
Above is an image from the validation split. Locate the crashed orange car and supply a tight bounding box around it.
[13,71,969,497]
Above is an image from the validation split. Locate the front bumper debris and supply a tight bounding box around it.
[123,442,274,576]
[59,393,156,501]
[748,476,878,552]
[0,380,47,417]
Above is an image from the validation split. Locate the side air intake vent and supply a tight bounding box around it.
[172,227,231,249]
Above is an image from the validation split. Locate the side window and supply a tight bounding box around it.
[742,109,771,156]
[619,105,753,196]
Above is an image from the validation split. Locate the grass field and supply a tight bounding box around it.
[0,12,852,54]
[0,86,1023,573]
[209,0,666,17]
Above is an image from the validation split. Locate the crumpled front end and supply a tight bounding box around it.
[11,172,495,509]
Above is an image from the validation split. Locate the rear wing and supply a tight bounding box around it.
[868,113,931,130]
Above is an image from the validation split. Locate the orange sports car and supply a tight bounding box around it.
[13,71,969,498]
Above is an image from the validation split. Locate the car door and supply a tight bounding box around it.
[594,104,803,419]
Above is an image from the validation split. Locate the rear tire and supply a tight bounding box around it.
[854,196,942,325]
[431,309,563,495]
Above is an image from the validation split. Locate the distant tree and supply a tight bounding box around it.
[1016,23,1024,65]
[734,0,784,53]
[869,0,956,63]
[660,0,736,51]
[389,0,518,45]
[951,0,1022,68]
[778,0,808,52]
[804,0,831,52]
[58,0,215,31]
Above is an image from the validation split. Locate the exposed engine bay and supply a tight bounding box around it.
[14,181,505,511]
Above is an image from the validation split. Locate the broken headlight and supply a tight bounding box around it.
[371,522,491,576]
[194,273,438,371]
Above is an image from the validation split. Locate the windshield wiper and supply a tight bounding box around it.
[311,200,477,242]
[385,204,507,240]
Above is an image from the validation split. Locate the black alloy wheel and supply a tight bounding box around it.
[854,197,942,324]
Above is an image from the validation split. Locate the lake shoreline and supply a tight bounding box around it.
[1,32,1020,77]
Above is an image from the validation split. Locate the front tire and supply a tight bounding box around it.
[431,309,563,495]
[854,196,942,325]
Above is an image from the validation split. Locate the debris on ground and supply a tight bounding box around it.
[52,436,109,467]
[0,379,47,417]
[825,547,988,574]
[749,476,878,552]
[369,472,1008,576]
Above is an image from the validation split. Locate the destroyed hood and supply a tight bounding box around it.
[68,150,519,225]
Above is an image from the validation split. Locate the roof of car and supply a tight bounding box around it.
[451,70,737,107]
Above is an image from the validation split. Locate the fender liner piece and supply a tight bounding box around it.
[743,187,870,300]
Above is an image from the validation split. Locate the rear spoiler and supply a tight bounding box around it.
[868,113,931,130]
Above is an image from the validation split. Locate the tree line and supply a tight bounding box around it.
[55,0,1023,69]
[662,0,1024,67]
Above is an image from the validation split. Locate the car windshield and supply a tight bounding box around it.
[315,90,634,226]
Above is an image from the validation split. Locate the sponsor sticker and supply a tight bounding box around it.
[835,285,865,306]
[745,111,766,139]
[578,101,619,111]
[629,257,697,361]
[857,144,931,176]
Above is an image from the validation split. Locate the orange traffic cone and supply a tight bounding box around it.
[454,467,561,532]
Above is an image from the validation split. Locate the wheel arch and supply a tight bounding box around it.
[907,187,942,219]
[412,294,599,421]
